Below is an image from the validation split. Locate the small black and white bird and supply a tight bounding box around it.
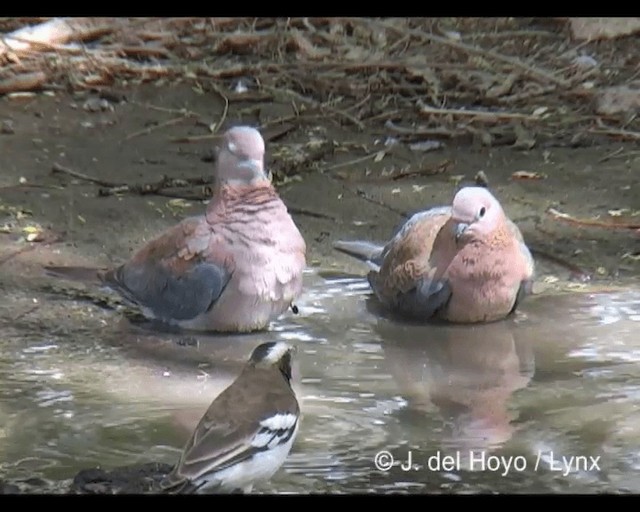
[160,341,300,494]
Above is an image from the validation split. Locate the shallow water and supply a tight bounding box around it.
[1,270,639,493]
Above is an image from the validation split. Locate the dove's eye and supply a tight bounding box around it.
[478,206,486,218]
[227,142,237,153]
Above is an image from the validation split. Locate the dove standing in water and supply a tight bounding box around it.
[47,126,306,333]
[161,341,300,494]
[333,187,534,324]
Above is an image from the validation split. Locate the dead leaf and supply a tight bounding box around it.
[342,45,375,62]
[512,124,536,150]
[1,120,15,134]
[288,30,331,60]
[167,198,192,211]
[594,84,640,115]
[532,106,549,117]
[373,151,386,163]
[408,140,444,152]
[83,97,113,113]
[475,171,489,187]
[406,66,440,87]
[449,174,466,185]
[486,72,519,99]
[568,17,640,41]
[511,171,547,180]
[22,224,44,242]
[215,33,273,54]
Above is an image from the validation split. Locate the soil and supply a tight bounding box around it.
[0,17,638,494]
[0,79,637,300]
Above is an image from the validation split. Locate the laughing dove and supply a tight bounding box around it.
[334,187,534,323]
[47,126,306,333]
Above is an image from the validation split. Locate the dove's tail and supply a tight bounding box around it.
[44,265,104,284]
[332,240,384,267]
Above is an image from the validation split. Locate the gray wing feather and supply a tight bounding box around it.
[107,262,232,322]
[370,273,452,320]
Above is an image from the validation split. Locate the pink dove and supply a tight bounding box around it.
[47,126,306,333]
[333,187,534,324]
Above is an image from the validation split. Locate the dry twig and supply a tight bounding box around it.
[389,160,453,181]
[588,127,640,141]
[51,162,118,187]
[547,208,640,230]
[260,84,365,130]
[529,247,592,282]
[384,120,468,139]
[124,114,198,141]
[371,19,571,88]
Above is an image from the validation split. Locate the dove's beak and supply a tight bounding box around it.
[455,222,469,241]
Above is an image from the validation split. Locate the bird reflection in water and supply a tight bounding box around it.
[377,313,534,454]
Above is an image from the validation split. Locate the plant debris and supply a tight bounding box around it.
[0,17,638,149]
[547,207,640,230]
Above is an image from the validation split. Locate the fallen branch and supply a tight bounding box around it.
[0,71,48,94]
[417,100,539,122]
[51,162,213,196]
[116,45,171,60]
[500,84,558,104]
[547,208,640,230]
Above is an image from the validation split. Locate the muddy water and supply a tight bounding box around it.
[0,269,639,493]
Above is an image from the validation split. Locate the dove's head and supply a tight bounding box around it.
[249,342,297,382]
[215,126,270,185]
[451,187,505,242]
